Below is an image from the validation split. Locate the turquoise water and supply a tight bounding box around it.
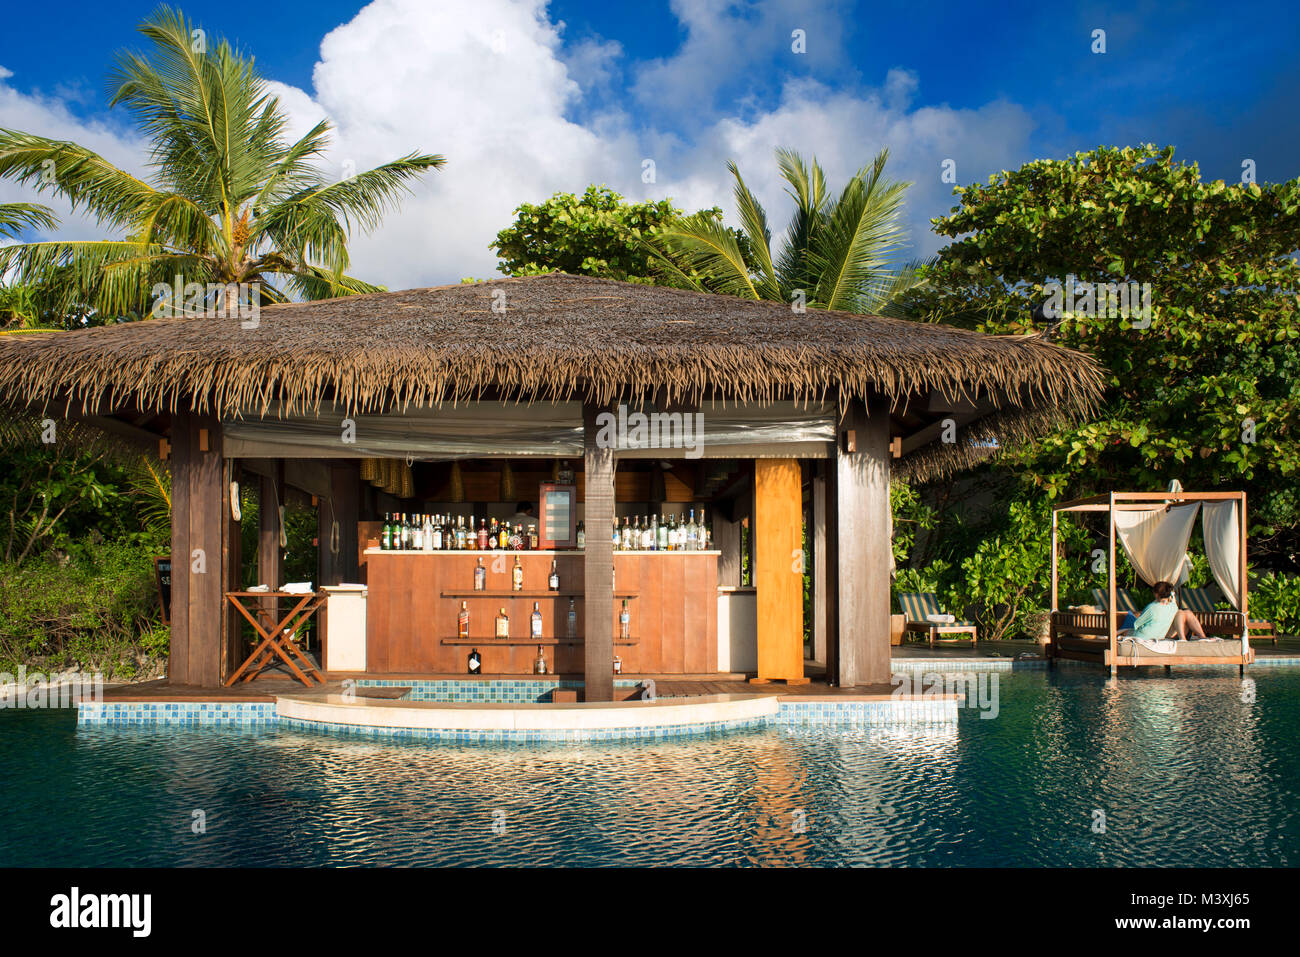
[2,668,1297,866]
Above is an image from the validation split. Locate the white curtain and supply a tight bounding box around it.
[1202,500,1242,610]
[1113,503,1201,586]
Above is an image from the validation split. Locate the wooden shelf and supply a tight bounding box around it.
[439,638,639,646]
[441,590,638,599]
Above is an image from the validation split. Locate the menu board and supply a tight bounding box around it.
[155,556,172,623]
[538,484,576,548]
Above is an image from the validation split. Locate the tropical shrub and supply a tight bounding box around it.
[0,537,167,677]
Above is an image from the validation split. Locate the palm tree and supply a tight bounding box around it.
[0,5,444,318]
[645,148,925,315]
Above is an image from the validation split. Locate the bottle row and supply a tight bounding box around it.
[456,598,631,641]
[613,510,712,551]
[465,647,625,676]
[381,513,561,551]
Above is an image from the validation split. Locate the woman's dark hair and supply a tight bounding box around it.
[1152,581,1174,600]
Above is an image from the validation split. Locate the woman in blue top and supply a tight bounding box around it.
[1121,581,1213,640]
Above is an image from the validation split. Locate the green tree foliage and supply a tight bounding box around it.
[490,184,733,284]
[645,148,926,314]
[907,145,1300,570]
[0,5,444,317]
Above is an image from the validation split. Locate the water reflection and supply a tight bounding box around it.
[1,669,1298,866]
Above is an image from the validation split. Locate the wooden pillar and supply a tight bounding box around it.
[812,467,828,667]
[168,411,227,687]
[258,462,284,647]
[318,461,360,587]
[1107,493,1117,677]
[831,398,891,688]
[752,459,807,683]
[583,403,615,701]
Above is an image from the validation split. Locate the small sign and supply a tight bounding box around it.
[538,484,576,549]
[155,556,172,624]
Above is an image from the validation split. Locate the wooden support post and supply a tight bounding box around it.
[258,462,284,650]
[583,403,615,702]
[831,398,892,688]
[168,411,227,687]
[317,461,360,587]
[752,459,806,683]
[1108,492,1118,677]
[812,467,828,668]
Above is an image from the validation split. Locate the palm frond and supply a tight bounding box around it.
[807,149,911,311]
[726,161,780,299]
[0,202,58,239]
[644,212,761,299]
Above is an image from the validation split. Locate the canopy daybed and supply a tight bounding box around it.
[1047,491,1254,675]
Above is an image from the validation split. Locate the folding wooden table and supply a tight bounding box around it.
[225,590,327,687]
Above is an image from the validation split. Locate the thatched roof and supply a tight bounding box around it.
[0,273,1105,477]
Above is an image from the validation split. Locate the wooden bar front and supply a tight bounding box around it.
[364,550,720,674]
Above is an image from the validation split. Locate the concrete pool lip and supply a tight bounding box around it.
[275,691,780,732]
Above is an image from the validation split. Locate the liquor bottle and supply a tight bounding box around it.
[381,513,392,550]
[495,607,509,639]
[530,601,543,639]
[431,515,443,551]
[467,648,481,674]
[533,645,547,675]
[548,559,559,591]
[576,520,585,549]
[512,556,524,591]
[648,513,658,551]
[619,598,630,639]
[687,509,698,551]
[458,601,470,638]
[527,524,539,550]
[641,516,654,550]
[566,598,577,638]
[489,517,499,546]
[699,508,709,549]
[657,513,668,551]
[613,655,622,675]
[621,517,633,551]
[497,521,508,550]
[456,516,467,550]
[474,556,486,591]
[612,518,619,549]
[477,519,489,550]
[404,514,414,550]
[393,513,403,550]
[412,514,424,551]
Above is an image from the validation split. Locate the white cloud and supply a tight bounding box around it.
[0,0,1039,288]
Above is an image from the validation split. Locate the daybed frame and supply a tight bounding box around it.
[1047,491,1254,675]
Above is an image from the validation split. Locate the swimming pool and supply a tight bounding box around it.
[2,668,1297,866]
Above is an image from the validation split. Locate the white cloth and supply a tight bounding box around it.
[1202,500,1241,610]
[1113,502,1201,585]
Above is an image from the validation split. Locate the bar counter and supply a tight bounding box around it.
[364,549,720,674]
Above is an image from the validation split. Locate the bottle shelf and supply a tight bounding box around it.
[440,638,639,646]
[442,591,638,599]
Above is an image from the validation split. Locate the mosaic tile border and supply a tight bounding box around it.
[77,701,277,727]
[777,698,958,726]
[277,713,772,743]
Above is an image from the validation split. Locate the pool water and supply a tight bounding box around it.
[2,668,1297,866]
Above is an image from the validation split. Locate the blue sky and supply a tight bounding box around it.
[1,0,1296,286]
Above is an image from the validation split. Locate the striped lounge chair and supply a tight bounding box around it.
[1181,586,1278,647]
[898,592,978,647]
[1090,588,1140,615]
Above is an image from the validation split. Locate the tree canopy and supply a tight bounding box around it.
[906,144,1300,568]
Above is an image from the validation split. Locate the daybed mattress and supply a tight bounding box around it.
[1116,637,1245,658]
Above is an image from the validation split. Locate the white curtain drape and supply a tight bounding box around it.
[1113,503,1201,586]
[1202,500,1242,610]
